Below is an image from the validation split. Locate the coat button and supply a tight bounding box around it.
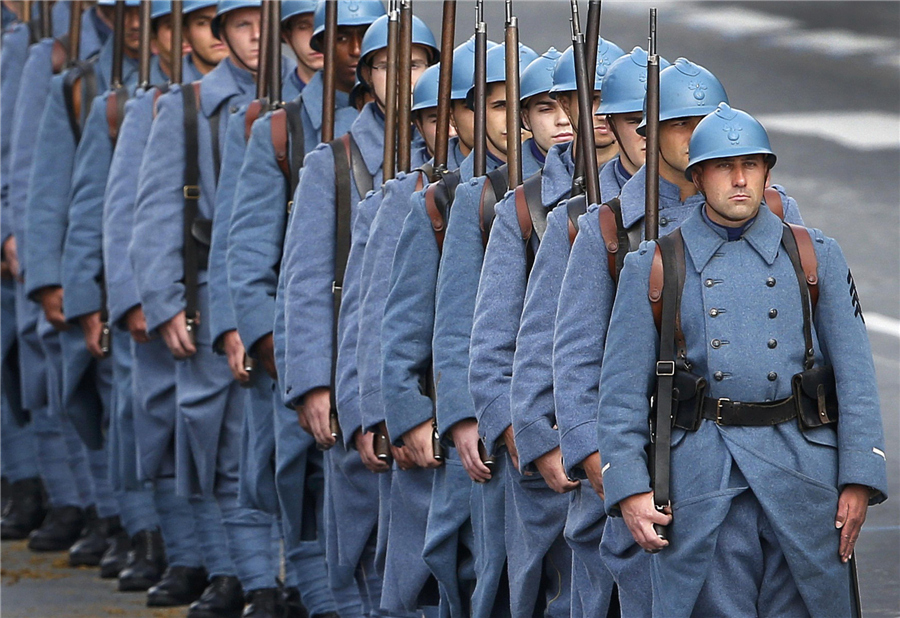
[713,371,724,381]
[767,372,778,381]
[660,217,669,227]
[709,308,719,317]
[766,277,776,287]
[711,339,721,349]
[768,339,777,349]
[768,308,778,319]
[705,278,715,288]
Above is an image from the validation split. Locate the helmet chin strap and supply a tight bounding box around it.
[221,29,258,75]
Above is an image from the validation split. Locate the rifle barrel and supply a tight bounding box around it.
[644,9,660,240]
[171,0,183,84]
[269,0,282,106]
[432,0,457,174]
[504,3,521,187]
[383,6,400,181]
[40,0,51,38]
[138,0,152,89]
[110,0,125,89]
[472,0,487,178]
[256,0,271,100]
[571,0,599,204]
[585,0,601,81]
[321,0,338,142]
[68,0,82,67]
[397,0,413,173]
[22,1,32,28]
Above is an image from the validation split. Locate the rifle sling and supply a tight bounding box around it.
[105,86,128,145]
[566,195,587,246]
[182,83,202,323]
[63,59,98,142]
[284,98,305,200]
[424,169,461,253]
[478,165,510,247]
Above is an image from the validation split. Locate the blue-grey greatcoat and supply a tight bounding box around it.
[281,101,384,596]
[468,140,570,618]
[130,58,256,497]
[599,155,631,204]
[599,204,887,617]
[554,169,803,616]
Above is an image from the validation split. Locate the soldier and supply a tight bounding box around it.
[228,1,386,615]
[380,36,492,618]
[3,0,111,550]
[280,10,438,614]
[130,1,275,616]
[103,1,228,608]
[599,103,887,617]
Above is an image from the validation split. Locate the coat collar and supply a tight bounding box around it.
[540,141,575,207]
[620,165,706,228]
[200,57,255,117]
[300,71,350,133]
[681,202,785,272]
[349,102,385,176]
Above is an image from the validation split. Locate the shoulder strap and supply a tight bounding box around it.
[425,169,461,254]
[284,98,305,200]
[598,197,627,282]
[781,223,819,370]
[348,134,372,199]
[566,195,587,246]
[63,60,97,142]
[105,86,128,145]
[478,166,510,247]
[649,229,686,361]
[270,108,290,181]
[181,83,203,329]
[764,187,784,219]
[329,135,353,407]
[244,99,264,141]
[521,171,546,240]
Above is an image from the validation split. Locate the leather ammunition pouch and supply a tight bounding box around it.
[792,364,839,430]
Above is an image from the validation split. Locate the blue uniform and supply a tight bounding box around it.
[468,140,568,618]
[282,100,387,614]
[599,204,887,617]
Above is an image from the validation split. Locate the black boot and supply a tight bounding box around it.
[117,528,167,591]
[1,477,48,540]
[99,523,130,578]
[147,565,209,607]
[187,575,244,618]
[68,506,112,567]
[26,505,85,552]
[241,587,284,617]
[281,586,308,618]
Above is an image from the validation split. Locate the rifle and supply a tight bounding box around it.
[504,0,521,188]
[644,9,659,241]
[67,0,82,68]
[110,0,125,89]
[382,2,400,182]
[39,0,51,38]
[431,0,456,179]
[396,0,413,174]
[138,0,152,90]
[255,0,271,102]
[268,0,282,108]
[171,0,183,85]
[472,0,487,178]
[321,0,337,142]
[569,0,599,206]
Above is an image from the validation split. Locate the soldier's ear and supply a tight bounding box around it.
[690,167,704,194]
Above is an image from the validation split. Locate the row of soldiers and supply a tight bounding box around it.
[0,1,888,617]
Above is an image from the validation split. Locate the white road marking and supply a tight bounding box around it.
[866,312,900,339]
[755,112,900,151]
[672,6,800,37]
[771,29,898,57]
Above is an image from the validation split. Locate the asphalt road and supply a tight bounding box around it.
[3,1,898,616]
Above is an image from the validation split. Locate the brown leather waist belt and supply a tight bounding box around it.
[690,396,797,428]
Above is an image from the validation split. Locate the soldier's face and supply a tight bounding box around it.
[362,46,431,112]
[151,16,186,72]
[123,7,141,56]
[607,111,645,170]
[485,82,509,156]
[334,26,367,93]
[658,116,703,173]
[693,155,769,226]
[414,107,439,156]
[185,7,228,70]
[222,7,261,72]
[450,100,474,151]
[283,13,323,75]
[521,94,573,155]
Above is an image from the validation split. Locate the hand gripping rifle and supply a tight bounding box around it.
[472,0,487,178]
[569,0,599,206]
[504,0,521,188]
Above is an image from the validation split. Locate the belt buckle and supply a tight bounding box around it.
[716,398,731,425]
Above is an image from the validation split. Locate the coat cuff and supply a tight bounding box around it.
[141,286,185,334]
[478,394,511,456]
[839,447,888,505]
[283,356,332,408]
[25,267,61,301]
[560,419,599,478]
[106,277,142,327]
[62,278,102,321]
[386,395,433,448]
[514,417,559,472]
[602,457,652,516]
[237,303,276,359]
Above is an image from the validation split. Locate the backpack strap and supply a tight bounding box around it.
[764,187,784,219]
[270,107,290,181]
[105,86,128,145]
[284,98,305,200]
[62,59,98,142]
[348,134,372,198]
[478,165,510,247]
[781,223,819,370]
[181,82,203,341]
[424,169,461,254]
[566,194,588,246]
[598,197,626,282]
[513,172,548,277]
[328,135,354,411]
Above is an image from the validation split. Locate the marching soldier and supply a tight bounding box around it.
[599,103,886,616]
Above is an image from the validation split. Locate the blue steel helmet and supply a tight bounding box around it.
[211,0,261,40]
[549,38,626,96]
[450,36,498,101]
[464,42,538,106]
[151,1,172,20]
[281,0,317,23]
[356,13,439,85]
[684,103,776,180]
[597,47,671,115]
[183,0,219,15]
[412,62,441,112]
[310,0,386,52]
[519,47,562,102]
[637,57,728,135]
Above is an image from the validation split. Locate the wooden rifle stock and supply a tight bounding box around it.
[256,0,271,101]
[397,0,413,174]
[504,0,521,188]
[570,0,599,205]
[321,0,337,142]
[138,0,152,89]
[472,0,487,178]
[644,9,660,241]
[269,0,282,107]
[432,0,456,176]
[382,4,400,181]
[171,0,183,84]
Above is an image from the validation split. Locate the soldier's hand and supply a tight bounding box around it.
[79,311,106,358]
[354,429,390,473]
[124,305,150,343]
[534,447,579,494]
[582,451,605,500]
[502,425,521,473]
[450,419,492,483]
[302,387,336,449]
[402,419,442,469]
[222,330,250,384]
[38,286,68,331]
[252,332,277,380]
[619,491,672,553]
[391,443,416,471]
[2,235,19,280]
[836,483,870,563]
[159,310,197,359]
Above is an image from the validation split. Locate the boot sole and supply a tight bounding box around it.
[118,576,159,592]
[69,553,103,567]
[147,592,204,607]
[27,540,78,552]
